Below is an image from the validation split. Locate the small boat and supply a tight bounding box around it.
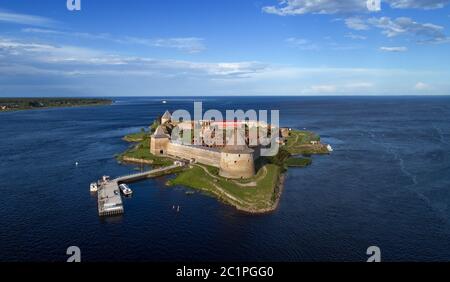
[162,100,167,104]
[119,183,133,196]
[90,182,98,192]
[185,191,195,195]
[327,144,334,152]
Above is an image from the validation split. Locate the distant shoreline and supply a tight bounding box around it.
[0,98,113,112]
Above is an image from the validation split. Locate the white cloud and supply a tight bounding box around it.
[0,37,264,78]
[380,46,408,52]
[22,28,112,41]
[367,17,447,43]
[22,28,206,53]
[387,0,449,9]
[0,10,56,27]
[308,82,374,93]
[145,37,206,53]
[1,36,449,96]
[285,37,319,50]
[345,17,369,30]
[345,33,367,40]
[263,0,368,15]
[345,82,374,89]
[414,81,431,90]
[262,0,449,16]
[310,84,337,93]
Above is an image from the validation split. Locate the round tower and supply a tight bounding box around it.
[219,147,255,179]
[219,130,255,179]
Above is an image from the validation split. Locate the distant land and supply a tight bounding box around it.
[0,98,112,112]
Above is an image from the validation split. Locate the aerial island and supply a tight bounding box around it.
[0,98,112,112]
[118,111,331,214]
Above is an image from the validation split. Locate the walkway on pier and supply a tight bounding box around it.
[97,164,181,216]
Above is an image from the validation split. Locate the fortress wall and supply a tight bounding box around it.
[167,142,221,167]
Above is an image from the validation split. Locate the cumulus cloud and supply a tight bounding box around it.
[380,46,408,52]
[262,0,449,16]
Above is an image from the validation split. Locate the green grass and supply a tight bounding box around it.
[123,132,148,142]
[150,120,161,133]
[286,157,312,167]
[285,130,329,155]
[168,164,281,210]
[118,136,172,166]
[287,130,320,145]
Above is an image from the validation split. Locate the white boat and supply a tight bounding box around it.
[162,100,167,104]
[327,144,334,152]
[119,184,133,196]
[90,182,98,192]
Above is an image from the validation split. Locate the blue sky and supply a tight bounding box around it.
[0,0,449,96]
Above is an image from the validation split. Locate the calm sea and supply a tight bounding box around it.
[1,96,450,262]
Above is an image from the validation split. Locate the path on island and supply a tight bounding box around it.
[193,164,253,207]
[195,164,267,187]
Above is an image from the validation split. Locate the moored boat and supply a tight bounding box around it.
[90,182,98,192]
[119,183,133,196]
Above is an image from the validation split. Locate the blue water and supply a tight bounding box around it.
[1,96,450,262]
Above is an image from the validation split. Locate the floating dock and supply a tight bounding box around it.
[97,164,181,216]
[98,180,124,216]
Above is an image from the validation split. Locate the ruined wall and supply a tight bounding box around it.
[219,152,255,179]
[166,142,221,167]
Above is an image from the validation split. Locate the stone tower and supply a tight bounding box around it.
[150,126,170,156]
[219,130,255,179]
[161,110,172,124]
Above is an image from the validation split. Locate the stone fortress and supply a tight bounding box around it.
[151,110,284,179]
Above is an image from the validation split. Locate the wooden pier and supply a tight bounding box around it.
[97,164,181,216]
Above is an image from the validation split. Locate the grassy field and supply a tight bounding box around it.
[286,157,312,167]
[118,134,173,166]
[285,130,329,155]
[168,163,281,211]
[123,131,148,142]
